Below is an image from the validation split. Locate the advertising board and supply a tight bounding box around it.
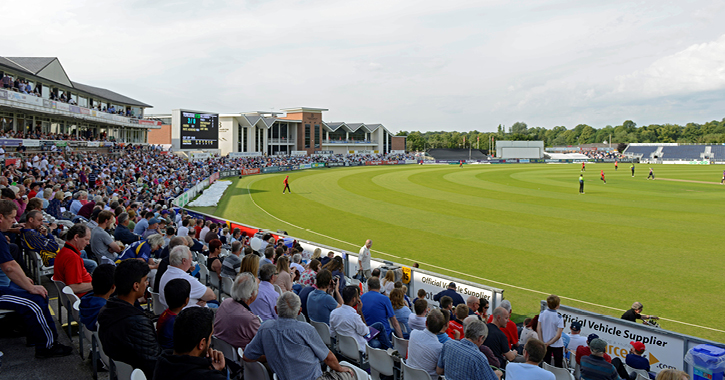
[553,304,687,373]
[413,271,496,304]
[241,168,261,175]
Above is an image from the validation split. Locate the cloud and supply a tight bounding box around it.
[615,34,725,97]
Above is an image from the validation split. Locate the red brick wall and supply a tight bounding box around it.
[147,124,171,145]
[392,136,406,151]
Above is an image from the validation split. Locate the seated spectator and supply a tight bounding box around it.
[466,295,481,318]
[407,308,445,378]
[80,264,115,332]
[273,255,294,293]
[478,297,490,321]
[625,341,655,379]
[261,246,274,266]
[53,224,93,296]
[330,285,393,352]
[239,253,259,277]
[77,195,100,220]
[322,255,345,293]
[116,234,163,270]
[114,212,140,245]
[381,269,395,295]
[298,282,316,321]
[158,245,216,310]
[20,209,60,267]
[436,319,503,380]
[133,211,153,236]
[446,304,468,340]
[580,338,620,380]
[576,334,612,365]
[487,300,519,351]
[319,251,334,267]
[434,282,465,308]
[416,288,426,302]
[153,236,188,292]
[436,301,453,344]
[69,191,85,215]
[203,223,218,243]
[299,258,319,287]
[163,226,175,247]
[98,259,161,378]
[242,292,354,380]
[206,239,223,278]
[214,272,261,350]
[484,307,518,369]
[654,369,688,380]
[177,218,190,237]
[157,278,191,350]
[307,269,342,324]
[409,298,428,331]
[390,288,412,338]
[90,210,121,264]
[462,316,500,368]
[290,253,305,275]
[220,241,242,279]
[249,264,279,321]
[568,321,587,352]
[361,277,403,340]
[0,200,72,358]
[505,338,555,380]
[440,295,454,322]
[142,218,161,240]
[153,307,227,380]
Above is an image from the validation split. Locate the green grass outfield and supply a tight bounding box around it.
[191,163,725,342]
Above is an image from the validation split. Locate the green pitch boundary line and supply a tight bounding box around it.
[244,179,725,335]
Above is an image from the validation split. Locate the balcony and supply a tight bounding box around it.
[0,89,160,129]
[322,139,377,144]
[268,138,295,144]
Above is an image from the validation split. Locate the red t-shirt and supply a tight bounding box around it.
[446,320,464,340]
[576,346,612,364]
[54,243,92,297]
[194,225,202,239]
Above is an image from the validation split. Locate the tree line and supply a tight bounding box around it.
[396,119,725,152]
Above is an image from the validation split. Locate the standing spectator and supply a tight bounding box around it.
[358,239,372,279]
[436,320,503,380]
[538,294,565,367]
[242,292,354,380]
[98,259,161,378]
[214,272,261,350]
[434,282,465,308]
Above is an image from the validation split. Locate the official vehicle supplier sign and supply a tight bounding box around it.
[413,271,495,304]
[555,304,685,373]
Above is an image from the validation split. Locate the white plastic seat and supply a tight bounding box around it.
[339,360,371,379]
[624,363,650,380]
[198,262,209,285]
[211,335,240,364]
[310,320,334,350]
[392,334,409,358]
[543,361,576,380]
[63,287,84,358]
[130,368,147,380]
[113,359,135,380]
[366,342,394,379]
[338,333,366,369]
[147,287,165,315]
[51,279,67,328]
[402,359,433,380]
[244,360,271,380]
[221,276,233,298]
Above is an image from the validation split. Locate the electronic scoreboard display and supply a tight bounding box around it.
[180,110,219,149]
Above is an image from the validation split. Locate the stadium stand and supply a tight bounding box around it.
[660,145,706,160]
[427,148,488,161]
[711,145,725,161]
[623,145,658,158]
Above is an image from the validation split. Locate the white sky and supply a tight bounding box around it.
[5,0,725,133]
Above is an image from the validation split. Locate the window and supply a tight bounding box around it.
[305,124,310,148]
[314,124,320,148]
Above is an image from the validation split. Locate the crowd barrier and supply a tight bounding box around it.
[541,301,724,377]
[430,158,637,164]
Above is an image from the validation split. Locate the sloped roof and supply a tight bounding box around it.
[0,56,152,108]
[72,81,151,107]
[244,115,262,126]
[4,57,56,74]
[324,122,347,131]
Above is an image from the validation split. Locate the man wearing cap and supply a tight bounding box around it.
[621,302,658,323]
[134,211,154,236]
[576,334,612,365]
[141,218,161,239]
[624,341,655,379]
[580,338,621,380]
[568,321,587,352]
[433,282,465,308]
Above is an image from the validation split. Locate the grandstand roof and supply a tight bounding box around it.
[0,56,152,108]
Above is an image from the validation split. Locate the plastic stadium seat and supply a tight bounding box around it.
[62,287,84,358]
[51,278,67,327]
[310,320,334,350]
[337,333,366,368]
[147,287,165,315]
[392,335,408,358]
[366,342,394,379]
[198,262,209,286]
[624,363,650,380]
[221,276,233,299]
[112,359,135,380]
[339,361,371,379]
[130,368,146,380]
[402,359,433,380]
[244,360,271,380]
[543,361,575,380]
[211,335,240,365]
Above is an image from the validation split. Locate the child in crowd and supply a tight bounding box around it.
[446,304,468,340]
[436,308,453,343]
[417,288,427,302]
[157,279,190,349]
[408,299,428,331]
[79,264,116,331]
